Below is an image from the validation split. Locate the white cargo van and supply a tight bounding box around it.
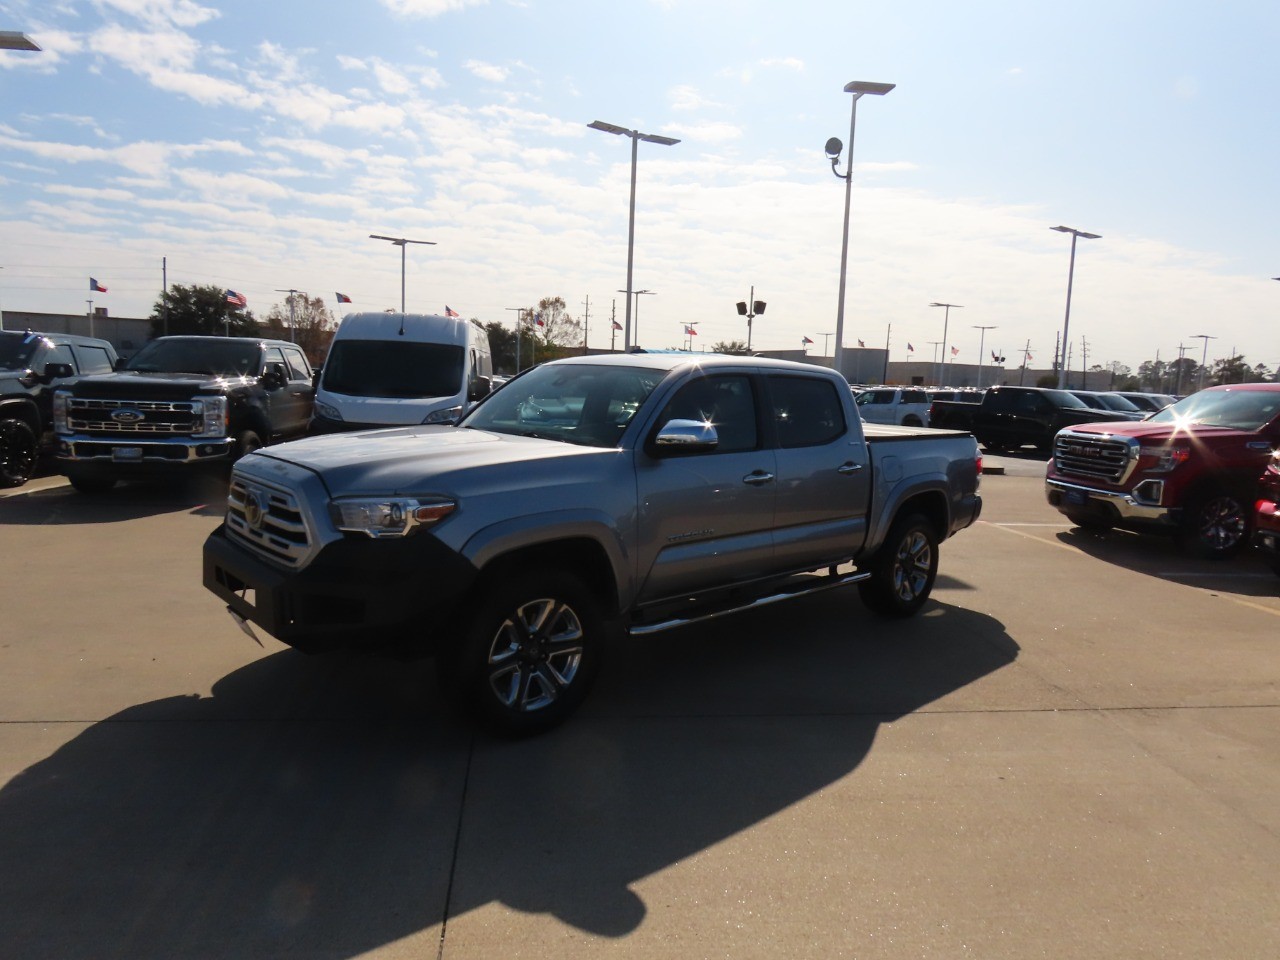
[311,312,494,432]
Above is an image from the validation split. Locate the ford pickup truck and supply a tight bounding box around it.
[929,385,1132,453]
[203,353,983,734]
[1046,383,1280,557]
[53,335,315,493]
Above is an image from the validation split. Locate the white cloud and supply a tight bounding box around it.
[92,0,220,29]
[464,59,508,83]
[336,54,367,72]
[372,61,415,95]
[669,84,723,112]
[380,0,489,17]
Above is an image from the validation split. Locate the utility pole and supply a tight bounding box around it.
[882,322,891,384]
[610,300,618,352]
[274,288,299,342]
[1080,336,1089,389]
[162,256,169,336]
[505,307,526,373]
[581,294,590,350]
[86,299,94,338]
[1019,340,1031,385]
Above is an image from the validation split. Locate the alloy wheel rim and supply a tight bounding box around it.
[486,597,584,712]
[891,531,932,602]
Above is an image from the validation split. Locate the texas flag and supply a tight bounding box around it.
[612,320,623,331]
[226,289,247,308]
[445,305,460,318]
[89,278,107,293]
[802,336,814,345]
[534,313,545,327]
[336,292,352,304]
[685,325,698,336]
[907,342,914,352]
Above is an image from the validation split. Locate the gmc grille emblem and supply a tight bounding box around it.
[111,409,145,424]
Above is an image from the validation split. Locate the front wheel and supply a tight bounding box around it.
[1064,509,1113,532]
[859,513,940,617]
[1179,490,1251,559]
[0,418,38,488]
[66,470,117,495]
[443,571,605,736]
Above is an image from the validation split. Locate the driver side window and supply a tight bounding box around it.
[659,375,758,453]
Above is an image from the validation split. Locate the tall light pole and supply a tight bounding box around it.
[973,324,997,389]
[505,306,527,373]
[1191,333,1217,392]
[273,288,299,342]
[369,234,436,317]
[825,80,894,381]
[1051,225,1101,388]
[589,120,680,352]
[929,303,962,386]
[617,288,655,348]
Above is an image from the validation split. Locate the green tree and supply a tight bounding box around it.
[1210,354,1252,385]
[527,296,583,349]
[484,320,518,374]
[711,340,751,356]
[260,293,338,365]
[150,283,257,339]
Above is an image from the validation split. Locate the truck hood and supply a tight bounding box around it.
[68,371,253,398]
[252,425,615,494]
[1059,418,1255,443]
[319,393,457,425]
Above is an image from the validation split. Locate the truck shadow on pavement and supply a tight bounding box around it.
[0,597,1017,958]
[0,475,227,523]
[1055,526,1280,597]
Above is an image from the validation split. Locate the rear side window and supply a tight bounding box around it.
[769,375,846,448]
[72,344,114,374]
[856,389,894,406]
[903,389,927,404]
[282,346,311,381]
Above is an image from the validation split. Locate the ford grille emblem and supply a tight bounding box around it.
[111,409,145,424]
[243,488,270,529]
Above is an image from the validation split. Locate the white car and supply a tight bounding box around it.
[853,386,931,426]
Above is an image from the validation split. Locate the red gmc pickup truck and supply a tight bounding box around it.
[1045,384,1280,558]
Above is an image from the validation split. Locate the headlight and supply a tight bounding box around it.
[314,400,343,421]
[1139,445,1190,473]
[422,405,463,424]
[53,390,70,434]
[194,395,228,438]
[329,497,456,538]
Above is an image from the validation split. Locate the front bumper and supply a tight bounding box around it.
[1254,499,1280,560]
[202,525,478,654]
[57,434,234,465]
[1045,477,1177,528]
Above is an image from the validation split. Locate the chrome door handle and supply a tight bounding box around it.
[743,471,775,486]
[837,462,864,475]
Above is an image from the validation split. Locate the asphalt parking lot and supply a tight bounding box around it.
[2,455,1277,959]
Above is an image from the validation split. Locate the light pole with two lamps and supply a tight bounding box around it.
[973,325,997,389]
[589,121,679,351]
[825,80,894,381]
[617,288,655,348]
[369,234,436,331]
[1191,333,1217,393]
[1051,225,1100,388]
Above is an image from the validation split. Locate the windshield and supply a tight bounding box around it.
[1149,389,1280,431]
[0,332,43,371]
[1095,393,1143,413]
[461,363,666,447]
[322,340,464,398]
[1042,389,1090,409]
[126,339,261,376]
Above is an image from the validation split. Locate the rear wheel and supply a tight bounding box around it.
[234,430,263,461]
[442,571,605,736]
[859,513,940,617]
[1179,489,1250,559]
[0,418,38,488]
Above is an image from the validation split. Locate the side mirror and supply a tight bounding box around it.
[468,376,492,402]
[653,418,718,455]
[114,357,129,371]
[42,362,75,383]
[262,362,287,389]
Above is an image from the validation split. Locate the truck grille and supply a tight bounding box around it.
[226,476,312,568]
[68,397,199,436]
[1053,431,1134,483]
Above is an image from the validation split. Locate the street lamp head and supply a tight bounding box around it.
[824,137,843,160]
[1051,225,1101,240]
[929,302,963,309]
[588,120,628,136]
[0,31,40,51]
[844,81,895,97]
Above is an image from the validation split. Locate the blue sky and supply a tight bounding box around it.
[1,0,1277,373]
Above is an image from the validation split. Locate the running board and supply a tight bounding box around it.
[628,569,872,638]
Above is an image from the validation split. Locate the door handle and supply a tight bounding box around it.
[742,471,775,486]
[837,462,864,475]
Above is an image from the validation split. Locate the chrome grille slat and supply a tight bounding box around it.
[1053,432,1134,483]
[226,476,312,568]
[67,397,199,436]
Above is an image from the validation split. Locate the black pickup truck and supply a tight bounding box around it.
[1,329,119,488]
[928,385,1131,453]
[54,335,314,493]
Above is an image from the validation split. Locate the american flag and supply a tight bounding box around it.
[950,346,959,356]
[857,339,865,348]
[907,342,914,352]
[612,320,623,331]
[445,305,460,318]
[802,336,814,345]
[226,289,247,308]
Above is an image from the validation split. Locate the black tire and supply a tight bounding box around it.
[235,430,263,462]
[902,415,923,427]
[1064,510,1113,532]
[443,571,605,736]
[859,513,940,617]
[979,438,1007,453]
[67,471,117,495]
[0,418,38,488]
[1179,489,1251,559]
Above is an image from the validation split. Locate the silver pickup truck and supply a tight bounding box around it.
[204,353,982,734]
